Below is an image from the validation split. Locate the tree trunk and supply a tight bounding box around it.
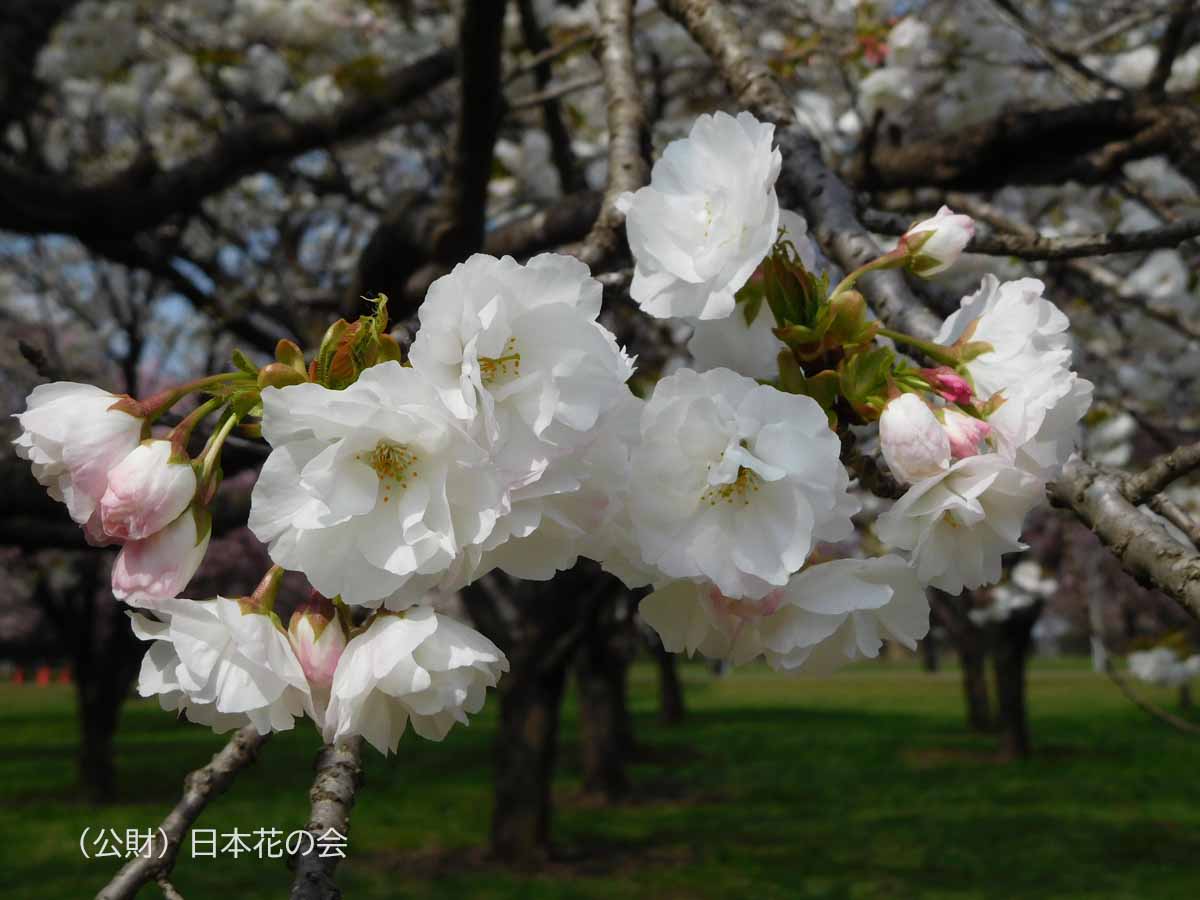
[576,602,634,802]
[920,631,939,672]
[462,564,615,863]
[648,632,685,725]
[961,643,993,733]
[992,601,1043,761]
[489,655,569,861]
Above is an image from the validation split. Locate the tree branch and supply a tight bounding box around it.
[0,49,455,240]
[514,0,589,195]
[860,208,1200,260]
[1125,441,1200,505]
[1049,456,1200,619]
[95,727,269,900]
[657,0,943,340]
[574,0,648,269]
[1147,0,1198,95]
[288,738,364,900]
[430,1,508,265]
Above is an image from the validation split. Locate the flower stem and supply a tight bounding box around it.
[198,407,242,486]
[877,327,960,367]
[168,396,225,457]
[828,247,907,299]
[141,372,252,423]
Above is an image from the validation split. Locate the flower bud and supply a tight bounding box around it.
[99,440,197,541]
[111,506,211,607]
[901,206,974,276]
[941,409,991,459]
[288,593,346,698]
[920,367,973,404]
[879,393,951,484]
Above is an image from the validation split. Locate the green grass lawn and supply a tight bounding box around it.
[3,658,1199,899]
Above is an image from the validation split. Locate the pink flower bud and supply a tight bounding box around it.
[112,507,211,607]
[100,440,197,541]
[13,382,144,526]
[920,367,973,404]
[942,409,992,459]
[288,593,346,697]
[879,393,951,484]
[901,206,975,277]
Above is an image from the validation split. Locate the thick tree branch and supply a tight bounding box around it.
[289,738,364,900]
[574,0,648,269]
[1050,457,1200,619]
[95,727,269,900]
[0,49,455,240]
[853,99,1182,191]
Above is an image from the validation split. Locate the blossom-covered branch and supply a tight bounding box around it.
[95,727,269,900]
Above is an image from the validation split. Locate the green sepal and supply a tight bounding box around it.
[231,349,258,377]
[837,345,895,421]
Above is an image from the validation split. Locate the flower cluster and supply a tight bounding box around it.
[14,109,1092,751]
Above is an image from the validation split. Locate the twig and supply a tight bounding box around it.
[1125,441,1200,504]
[514,0,589,194]
[95,727,270,900]
[1149,494,1200,549]
[574,0,648,269]
[861,208,1200,260]
[1106,661,1200,736]
[984,0,1120,97]
[507,74,604,112]
[288,738,364,900]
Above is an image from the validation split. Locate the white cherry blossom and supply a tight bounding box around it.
[13,382,144,528]
[617,111,781,320]
[130,596,314,735]
[639,555,928,670]
[629,367,857,599]
[325,606,507,753]
[874,454,1044,595]
[409,253,633,486]
[249,362,505,607]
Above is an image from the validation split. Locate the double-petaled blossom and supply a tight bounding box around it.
[408,252,633,473]
[639,556,928,671]
[685,211,817,381]
[874,454,1043,595]
[13,382,144,530]
[879,393,951,484]
[325,606,507,753]
[130,595,314,734]
[248,362,505,608]
[99,439,197,541]
[629,367,857,599]
[900,205,975,276]
[936,275,1093,477]
[112,506,211,607]
[617,111,781,320]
